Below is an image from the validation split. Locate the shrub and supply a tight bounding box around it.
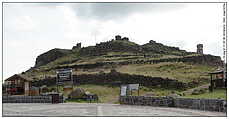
[192,89,200,95]
[41,87,49,93]
[199,89,206,94]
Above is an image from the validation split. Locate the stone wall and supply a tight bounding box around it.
[3,95,64,103]
[120,96,227,112]
[32,72,190,90]
[46,54,222,71]
[174,98,226,112]
[120,96,174,107]
[3,95,52,103]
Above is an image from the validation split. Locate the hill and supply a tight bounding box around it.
[34,35,194,68]
[14,35,225,102]
[25,35,222,80]
[22,35,222,87]
[35,48,72,67]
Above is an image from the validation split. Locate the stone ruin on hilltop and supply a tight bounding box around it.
[72,43,82,50]
[115,35,129,41]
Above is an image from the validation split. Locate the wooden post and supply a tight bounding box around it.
[71,71,74,89]
[56,72,59,93]
[210,74,213,92]
[57,85,59,93]
[138,89,140,96]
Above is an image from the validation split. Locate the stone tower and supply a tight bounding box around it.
[115,35,122,40]
[76,43,81,48]
[72,43,81,49]
[197,44,203,54]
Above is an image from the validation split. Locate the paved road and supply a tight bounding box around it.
[3,103,226,117]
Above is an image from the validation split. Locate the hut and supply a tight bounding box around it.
[5,74,33,96]
[209,69,227,92]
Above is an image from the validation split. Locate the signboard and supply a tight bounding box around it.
[128,84,139,90]
[56,68,72,85]
[120,85,127,96]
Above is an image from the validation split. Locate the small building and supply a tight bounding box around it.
[5,74,33,96]
[209,69,227,92]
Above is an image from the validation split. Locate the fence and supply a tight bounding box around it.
[120,96,227,112]
[3,95,63,103]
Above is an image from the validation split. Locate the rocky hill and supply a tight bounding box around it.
[34,35,194,68]
[35,48,72,67]
[23,35,223,88]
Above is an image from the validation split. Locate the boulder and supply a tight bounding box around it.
[167,93,180,98]
[68,88,86,99]
[144,92,156,97]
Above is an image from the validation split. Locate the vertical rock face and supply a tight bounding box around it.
[35,48,71,67]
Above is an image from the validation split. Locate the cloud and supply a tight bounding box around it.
[69,3,186,21]
[14,16,37,31]
[3,3,224,80]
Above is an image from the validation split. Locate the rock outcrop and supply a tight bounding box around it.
[35,48,71,67]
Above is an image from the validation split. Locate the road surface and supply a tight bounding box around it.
[3,103,226,117]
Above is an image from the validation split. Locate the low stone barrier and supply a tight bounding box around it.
[120,96,174,107]
[174,98,227,112]
[3,95,52,103]
[120,96,226,112]
[33,73,191,90]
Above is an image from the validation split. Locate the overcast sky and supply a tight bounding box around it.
[3,3,225,79]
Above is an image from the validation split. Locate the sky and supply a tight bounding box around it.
[3,3,225,80]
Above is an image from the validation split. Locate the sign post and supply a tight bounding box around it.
[56,68,73,94]
[127,84,139,96]
[120,85,127,96]
[120,84,140,96]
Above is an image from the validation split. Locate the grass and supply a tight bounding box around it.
[45,84,226,104]
[183,89,226,99]
[30,62,215,84]
[138,86,183,96]
[112,40,138,46]
[75,85,120,103]
[116,62,215,83]
[65,99,98,103]
[24,51,216,84]
[26,61,215,84]
[47,85,120,103]
[46,84,183,103]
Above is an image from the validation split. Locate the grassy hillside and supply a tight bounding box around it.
[19,36,225,102]
[48,84,226,103]
[184,89,226,99]
[116,62,215,83]
[25,55,217,84]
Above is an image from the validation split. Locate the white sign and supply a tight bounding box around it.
[128,84,139,90]
[120,85,127,96]
[56,68,72,84]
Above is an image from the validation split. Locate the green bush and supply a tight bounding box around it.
[191,89,200,95]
